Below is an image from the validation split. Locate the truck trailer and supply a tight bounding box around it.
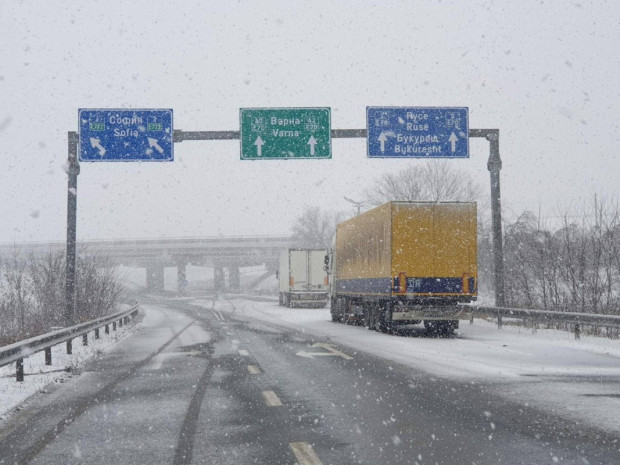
[326,201,477,334]
[278,249,329,308]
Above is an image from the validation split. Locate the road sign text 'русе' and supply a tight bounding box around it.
[367,107,469,158]
[78,109,173,162]
[240,108,331,160]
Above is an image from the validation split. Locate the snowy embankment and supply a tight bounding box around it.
[195,295,620,435]
[0,313,141,419]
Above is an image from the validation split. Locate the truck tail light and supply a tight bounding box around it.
[290,277,294,287]
[462,273,470,293]
[398,272,407,293]
[324,276,329,286]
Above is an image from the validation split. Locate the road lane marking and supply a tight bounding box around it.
[231,339,240,344]
[289,442,323,465]
[296,342,353,360]
[239,349,250,356]
[261,391,283,407]
[247,365,261,374]
[149,351,202,370]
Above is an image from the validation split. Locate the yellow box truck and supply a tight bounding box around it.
[327,201,477,334]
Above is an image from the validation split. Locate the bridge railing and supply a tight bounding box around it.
[0,305,139,382]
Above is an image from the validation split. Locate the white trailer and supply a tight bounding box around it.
[278,249,329,308]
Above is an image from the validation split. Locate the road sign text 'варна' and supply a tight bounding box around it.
[240,108,331,160]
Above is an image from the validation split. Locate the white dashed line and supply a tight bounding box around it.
[261,390,283,407]
[238,349,250,356]
[247,365,261,375]
[289,442,323,465]
[231,339,240,344]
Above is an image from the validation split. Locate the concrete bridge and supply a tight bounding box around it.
[0,236,293,292]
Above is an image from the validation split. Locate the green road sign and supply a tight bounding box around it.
[240,108,331,159]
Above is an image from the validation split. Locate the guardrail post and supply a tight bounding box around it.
[105,324,110,334]
[470,313,474,325]
[45,348,52,365]
[497,315,503,330]
[574,324,581,340]
[113,321,117,331]
[82,333,88,346]
[67,339,73,355]
[95,328,100,339]
[119,318,123,328]
[16,358,24,382]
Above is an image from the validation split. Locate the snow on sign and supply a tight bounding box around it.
[78,109,173,162]
[367,107,469,158]
[240,108,331,160]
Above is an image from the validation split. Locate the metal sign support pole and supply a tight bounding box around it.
[66,131,80,326]
[470,129,504,307]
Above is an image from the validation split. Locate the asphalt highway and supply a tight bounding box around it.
[1,297,619,464]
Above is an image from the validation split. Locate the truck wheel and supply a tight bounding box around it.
[330,298,343,323]
[378,302,393,333]
[424,321,457,336]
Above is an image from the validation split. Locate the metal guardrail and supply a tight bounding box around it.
[0,304,140,381]
[473,305,620,338]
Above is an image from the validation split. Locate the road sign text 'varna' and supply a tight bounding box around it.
[367,107,469,158]
[78,109,173,162]
[240,108,331,160]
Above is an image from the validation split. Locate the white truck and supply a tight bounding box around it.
[278,249,329,308]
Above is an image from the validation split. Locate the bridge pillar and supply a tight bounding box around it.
[228,266,240,290]
[146,266,165,291]
[176,260,188,296]
[214,267,225,292]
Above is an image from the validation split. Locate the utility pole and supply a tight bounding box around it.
[344,196,364,216]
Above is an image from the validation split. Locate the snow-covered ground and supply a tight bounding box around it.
[195,295,620,435]
[0,315,141,419]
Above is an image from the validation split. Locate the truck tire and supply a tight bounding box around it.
[330,298,339,322]
[378,301,393,333]
[424,320,458,336]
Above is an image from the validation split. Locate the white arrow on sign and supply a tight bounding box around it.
[254,136,265,156]
[296,342,353,360]
[148,137,164,154]
[378,131,388,153]
[307,135,317,156]
[448,132,458,153]
[89,137,106,157]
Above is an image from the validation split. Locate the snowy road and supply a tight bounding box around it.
[1,295,620,464]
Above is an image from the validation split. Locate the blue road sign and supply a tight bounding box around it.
[78,109,174,162]
[367,107,469,158]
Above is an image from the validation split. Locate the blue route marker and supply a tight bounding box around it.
[78,109,174,162]
[367,107,469,158]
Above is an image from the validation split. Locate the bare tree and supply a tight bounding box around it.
[364,161,483,206]
[0,248,125,344]
[291,206,346,249]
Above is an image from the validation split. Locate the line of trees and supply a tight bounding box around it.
[503,200,620,314]
[0,250,124,346]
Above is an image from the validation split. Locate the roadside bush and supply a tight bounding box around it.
[0,249,124,345]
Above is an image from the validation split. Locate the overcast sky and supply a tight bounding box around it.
[1,0,618,243]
